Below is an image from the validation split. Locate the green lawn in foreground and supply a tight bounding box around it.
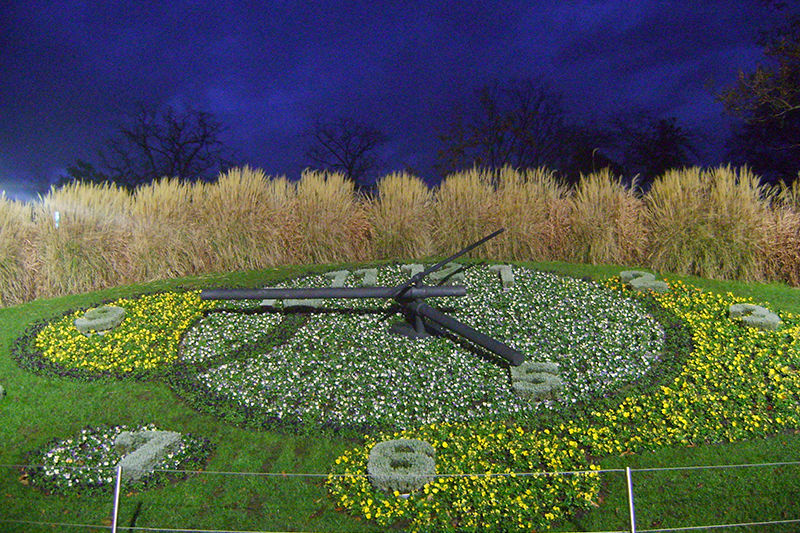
[1,260,799,532]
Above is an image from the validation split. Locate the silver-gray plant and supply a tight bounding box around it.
[367,439,436,494]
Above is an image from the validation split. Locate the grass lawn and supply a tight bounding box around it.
[2,260,800,532]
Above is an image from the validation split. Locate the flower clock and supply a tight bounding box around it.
[16,261,800,531]
[179,264,665,431]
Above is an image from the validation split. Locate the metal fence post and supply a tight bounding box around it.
[626,467,637,533]
[111,464,122,533]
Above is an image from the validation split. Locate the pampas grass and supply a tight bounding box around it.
[366,172,434,260]
[569,169,648,266]
[647,166,768,282]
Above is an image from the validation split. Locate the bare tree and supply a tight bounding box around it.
[438,79,572,174]
[95,102,234,188]
[717,3,800,183]
[304,117,389,188]
[718,2,800,124]
[612,115,698,188]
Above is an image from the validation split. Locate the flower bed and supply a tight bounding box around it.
[177,265,665,432]
[23,424,213,495]
[22,265,773,530]
[328,421,601,531]
[19,292,214,377]
[327,279,800,531]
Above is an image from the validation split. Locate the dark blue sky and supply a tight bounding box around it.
[0,0,781,200]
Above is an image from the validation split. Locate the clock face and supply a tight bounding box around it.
[177,264,665,433]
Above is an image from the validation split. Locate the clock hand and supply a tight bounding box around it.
[406,299,525,366]
[392,228,505,300]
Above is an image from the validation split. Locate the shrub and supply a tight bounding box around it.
[763,203,800,286]
[129,178,211,280]
[189,167,298,271]
[29,181,133,299]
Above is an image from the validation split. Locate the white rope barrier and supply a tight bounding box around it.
[2,459,798,533]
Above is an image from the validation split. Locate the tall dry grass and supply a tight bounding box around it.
[7,164,800,308]
[431,168,500,258]
[646,166,769,282]
[569,169,648,266]
[191,167,297,272]
[29,182,133,299]
[291,170,371,264]
[493,167,572,261]
[763,178,800,286]
[128,178,208,281]
[366,172,434,260]
[0,193,35,306]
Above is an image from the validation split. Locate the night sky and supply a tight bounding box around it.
[0,1,781,200]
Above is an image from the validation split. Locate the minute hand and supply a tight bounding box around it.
[393,228,505,300]
[405,300,525,366]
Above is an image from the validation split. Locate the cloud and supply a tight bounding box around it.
[0,0,782,193]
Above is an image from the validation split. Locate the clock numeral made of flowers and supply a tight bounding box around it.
[620,270,668,293]
[367,438,436,495]
[510,361,563,401]
[114,429,183,483]
[729,303,782,331]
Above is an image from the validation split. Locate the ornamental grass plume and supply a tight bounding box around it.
[0,192,35,306]
[190,167,297,271]
[366,171,434,260]
[432,167,500,258]
[764,208,800,286]
[30,181,133,299]
[129,177,207,281]
[646,166,769,281]
[493,166,572,261]
[291,170,371,264]
[764,179,800,286]
[569,169,648,266]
